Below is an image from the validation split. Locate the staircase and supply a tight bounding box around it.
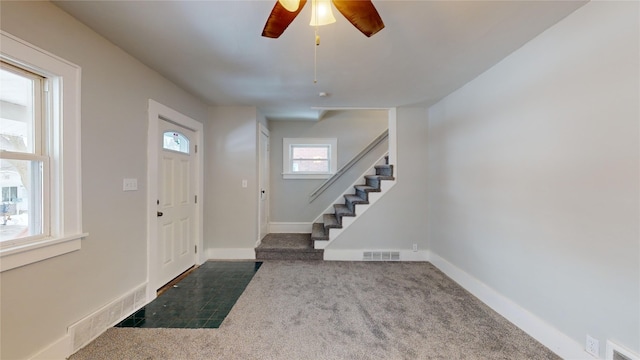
[255,157,394,260]
[310,160,394,250]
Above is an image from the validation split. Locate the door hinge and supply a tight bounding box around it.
[195,195,198,204]
[195,245,198,253]
[195,145,198,153]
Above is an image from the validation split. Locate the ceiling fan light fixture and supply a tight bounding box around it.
[309,0,336,26]
[278,0,300,12]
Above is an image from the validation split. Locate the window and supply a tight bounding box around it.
[163,131,190,154]
[0,31,84,272]
[282,138,337,179]
[0,63,47,240]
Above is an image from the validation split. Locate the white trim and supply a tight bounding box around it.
[282,173,331,180]
[146,100,204,295]
[29,334,71,360]
[0,233,86,272]
[0,30,85,271]
[324,249,430,261]
[258,123,270,243]
[428,252,586,360]
[269,222,313,233]
[68,283,148,356]
[606,340,639,360]
[206,248,256,260]
[388,108,397,178]
[33,283,148,359]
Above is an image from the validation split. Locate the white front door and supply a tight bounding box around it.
[157,119,197,288]
[258,125,270,241]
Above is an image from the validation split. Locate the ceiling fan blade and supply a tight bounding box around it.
[262,0,308,38]
[332,0,385,37]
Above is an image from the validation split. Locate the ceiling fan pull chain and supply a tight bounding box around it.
[314,26,319,83]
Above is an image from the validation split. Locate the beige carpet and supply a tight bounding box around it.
[70,261,559,360]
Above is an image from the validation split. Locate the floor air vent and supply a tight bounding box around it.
[363,251,400,261]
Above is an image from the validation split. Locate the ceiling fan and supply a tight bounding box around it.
[262,0,385,39]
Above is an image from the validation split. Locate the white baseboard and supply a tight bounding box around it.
[323,249,430,261]
[428,252,586,360]
[29,334,71,360]
[66,282,148,357]
[269,222,312,233]
[206,248,256,260]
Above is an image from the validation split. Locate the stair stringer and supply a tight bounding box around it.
[312,154,396,250]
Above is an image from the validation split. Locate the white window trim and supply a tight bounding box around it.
[0,31,86,272]
[282,137,337,180]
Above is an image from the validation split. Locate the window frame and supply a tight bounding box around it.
[0,62,50,244]
[282,138,337,179]
[0,31,85,272]
[162,130,190,154]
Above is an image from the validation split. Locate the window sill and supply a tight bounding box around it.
[282,173,333,180]
[0,233,88,272]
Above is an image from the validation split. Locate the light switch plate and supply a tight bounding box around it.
[123,178,138,191]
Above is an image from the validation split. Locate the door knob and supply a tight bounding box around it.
[157,211,163,217]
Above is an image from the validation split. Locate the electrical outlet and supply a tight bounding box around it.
[412,243,418,252]
[586,334,599,358]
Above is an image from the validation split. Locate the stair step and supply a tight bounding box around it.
[354,185,380,193]
[334,204,355,222]
[344,194,368,212]
[375,164,394,177]
[365,174,395,181]
[311,222,328,241]
[255,233,323,260]
[323,213,341,230]
[365,175,395,189]
[255,249,323,260]
[354,185,379,200]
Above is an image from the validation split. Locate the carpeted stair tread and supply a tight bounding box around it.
[354,185,380,193]
[344,194,368,204]
[311,222,329,240]
[344,194,368,212]
[334,204,355,218]
[256,233,323,260]
[323,214,341,229]
[365,174,395,181]
[375,164,394,176]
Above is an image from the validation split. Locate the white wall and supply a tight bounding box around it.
[327,107,429,252]
[427,1,639,357]
[204,106,259,253]
[0,2,208,359]
[269,110,388,223]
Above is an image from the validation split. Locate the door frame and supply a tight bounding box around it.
[146,99,204,301]
[257,123,270,244]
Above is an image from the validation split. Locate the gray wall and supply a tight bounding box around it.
[427,1,639,356]
[0,2,208,359]
[204,106,259,250]
[269,110,388,223]
[326,107,429,251]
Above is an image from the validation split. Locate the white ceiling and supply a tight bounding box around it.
[53,0,586,120]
